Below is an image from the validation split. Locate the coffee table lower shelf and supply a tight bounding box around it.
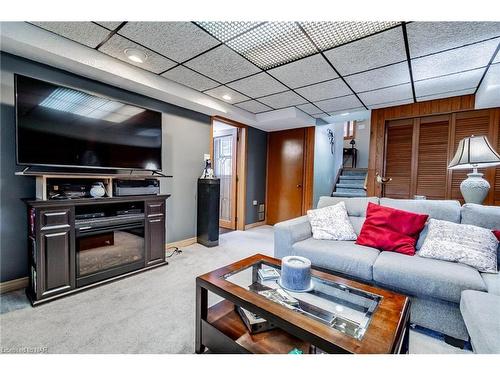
[206,300,311,354]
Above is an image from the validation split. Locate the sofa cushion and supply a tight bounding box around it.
[460,203,500,230]
[356,202,428,255]
[292,238,379,281]
[460,290,500,354]
[317,196,378,215]
[482,273,500,296]
[373,251,486,303]
[379,198,461,249]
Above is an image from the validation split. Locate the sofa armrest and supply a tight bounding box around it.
[274,215,312,259]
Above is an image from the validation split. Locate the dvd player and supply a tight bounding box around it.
[113,179,160,196]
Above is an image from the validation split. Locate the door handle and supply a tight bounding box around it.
[296,184,302,188]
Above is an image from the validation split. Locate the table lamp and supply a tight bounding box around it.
[448,135,500,204]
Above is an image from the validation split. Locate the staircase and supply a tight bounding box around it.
[331,168,367,198]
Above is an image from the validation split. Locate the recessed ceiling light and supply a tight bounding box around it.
[124,48,148,63]
[341,112,350,116]
[222,94,232,101]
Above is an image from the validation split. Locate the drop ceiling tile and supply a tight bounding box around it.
[369,98,414,109]
[494,53,500,64]
[204,86,250,104]
[94,21,123,30]
[226,22,317,69]
[315,95,363,112]
[296,103,323,115]
[184,45,261,84]
[31,22,110,48]
[324,26,407,76]
[235,100,272,113]
[300,22,401,51]
[195,22,262,42]
[344,62,411,92]
[407,22,500,58]
[412,38,499,81]
[358,84,413,106]
[414,68,484,98]
[417,88,476,101]
[267,54,338,89]
[119,22,220,63]
[227,72,287,98]
[161,66,219,91]
[98,34,176,74]
[258,91,307,109]
[295,78,352,102]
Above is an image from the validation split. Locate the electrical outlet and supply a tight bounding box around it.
[253,200,258,206]
[258,212,265,221]
[258,204,265,213]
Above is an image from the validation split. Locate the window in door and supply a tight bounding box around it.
[213,122,238,230]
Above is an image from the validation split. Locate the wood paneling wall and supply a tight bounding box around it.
[368,94,500,206]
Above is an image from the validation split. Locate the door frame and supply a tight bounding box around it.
[210,116,247,231]
[264,126,315,225]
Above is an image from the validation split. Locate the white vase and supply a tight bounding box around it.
[460,172,490,204]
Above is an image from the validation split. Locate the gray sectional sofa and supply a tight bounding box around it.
[274,196,500,353]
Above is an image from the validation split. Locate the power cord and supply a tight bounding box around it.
[166,246,182,258]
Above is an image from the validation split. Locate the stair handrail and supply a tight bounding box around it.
[331,167,343,195]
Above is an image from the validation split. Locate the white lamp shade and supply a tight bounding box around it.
[448,135,500,170]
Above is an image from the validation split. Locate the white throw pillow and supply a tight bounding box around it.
[419,219,499,273]
[307,201,357,241]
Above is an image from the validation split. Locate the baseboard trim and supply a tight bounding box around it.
[244,221,266,230]
[0,277,29,294]
[166,237,197,249]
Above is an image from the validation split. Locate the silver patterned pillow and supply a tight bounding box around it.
[418,219,499,273]
[307,201,357,241]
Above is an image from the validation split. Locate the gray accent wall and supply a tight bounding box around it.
[0,52,210,282]
[313,122,344,207]
[245,126,267,225]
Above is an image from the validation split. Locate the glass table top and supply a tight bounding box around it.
[222,260,382,340]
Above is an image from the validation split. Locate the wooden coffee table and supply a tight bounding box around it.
[195,254,410,354]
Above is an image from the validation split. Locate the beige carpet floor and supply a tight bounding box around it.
[0,226,469,354]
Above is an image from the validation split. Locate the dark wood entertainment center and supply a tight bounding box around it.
[24,194,170,306]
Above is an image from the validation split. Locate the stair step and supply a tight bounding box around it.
[342,169,368,176]
[335,187,366,194]
[339,175,366,181]
[336,183,365,189]
[331,191,367,198]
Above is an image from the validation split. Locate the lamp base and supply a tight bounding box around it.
[460,172,490,205]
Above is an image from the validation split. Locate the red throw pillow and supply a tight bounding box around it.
[356,202,429,256]
[493,230,500,241]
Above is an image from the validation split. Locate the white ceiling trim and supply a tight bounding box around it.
[0,22,316,131]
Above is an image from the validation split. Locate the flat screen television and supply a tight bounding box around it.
[15,75,162,171]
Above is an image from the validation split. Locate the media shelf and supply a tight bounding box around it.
[24,194,170,306]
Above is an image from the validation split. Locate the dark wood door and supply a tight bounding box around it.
[267,128,305,225]
[37,207,75,299]
[416,115,451,199]
[145,200,166,265]
[383,119,415,199]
